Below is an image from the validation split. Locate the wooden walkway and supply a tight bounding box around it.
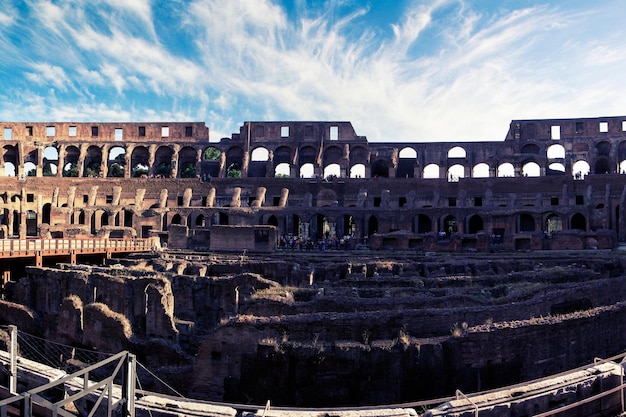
[0,238,156,266]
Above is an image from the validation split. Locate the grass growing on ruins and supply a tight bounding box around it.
[251,286,299,303]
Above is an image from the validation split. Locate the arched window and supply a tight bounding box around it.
[423,164,439,179]
[472,163,490,178]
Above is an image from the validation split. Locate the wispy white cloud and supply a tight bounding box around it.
[2,0,626,142]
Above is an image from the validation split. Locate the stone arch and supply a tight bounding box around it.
[423,163,439,179]
[443,215,457,235]
[62,145,80,177]
[397,147,417,178]
[350,164,365,178]
[571,212,586,231]
[472,163,490,178]
[24,162,36,177]
[519,213,536,232]
[83,145,102,177]
[267,215,278,227]
[448,146,466,158]
[497,162,515,177]
[196,213,205,227]
[310,213,328,240]
[594,157,611,175]
[547,162,565,175]
[300,163,315,178]
[349,146,369,165]
[596,141,611,156]
[545,213,562,233]
[467,214,484,234]
[573,160,590,179]
[275,163,290,177]
[154,146,173,177]
[522,161,540,177]
[521,143,540,154]
[367,215,378,235]
[203,146,221,161]
[547,144,565,159]
[273,146,292,164]
[447,164,464,182]
[42,203,52,224]
[108,146,126,178]
[248,146,269,178]
[415,214,432,233]
[131,146,150,177]
[323,163,340,179]
[371,160,389,178]
[323,145,343,165]
[3,145,18,177]
[26,210,37,236]
[43,146,59,176]
[171,213,183,225]
[178,146,198,178]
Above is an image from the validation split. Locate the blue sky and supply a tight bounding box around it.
[0,0,625,142]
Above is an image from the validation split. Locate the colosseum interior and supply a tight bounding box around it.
[2,116,626,415]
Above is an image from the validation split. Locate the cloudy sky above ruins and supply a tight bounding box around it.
[0,0,624,142]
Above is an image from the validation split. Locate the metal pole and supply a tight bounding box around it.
[9,325,17,395]
[123,353,136,417]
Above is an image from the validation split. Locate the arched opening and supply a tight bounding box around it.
[368,215,378,235]
[547,144,565,159]
[292,214,301,236]
[350,164,365,178]
[12,210,19,236]
[572,160,590,179]
[249,146,269,178]
[101,212,109,227]
[171,214,183,225]
[178,146,198,178]
[472,163,490,178]
[547,163,565,175]
[84,145,102,177]
[3,162,15,177]
[594,157,611,175]
[26,210,37,237]
[571,213,586,231]
[78,210,85,225]
[371,160,389,178]
[448,146,466,158]
[546,213,562,233]
[396,147,417,178]
[443,215,457,236]
[131,146,150,177]
[423,163,439,179]
[521,144,540,154]
[196,214,205,227]
[217,212,229,225]
[341,214,355,237]
[275,163,290,178]
[522,162,540,177]
[24,162,36,177]
[43,146,59,176]
[299,163,315,178]
[324,163,340,180]
[108,146,126,177]
[225,147,243,178]
[311,213,328,240]
[497,163,515,177]
[154,146,173,177]
[124,209,133,227]
[447,164,464,182]
[519,213,536,232]
[267,215,278,227]
[468,215,484,234]
[62,146,80,177]
[416,214,432,233]
[42,203,51,224]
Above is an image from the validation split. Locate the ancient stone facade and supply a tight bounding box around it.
[1,116,626,250]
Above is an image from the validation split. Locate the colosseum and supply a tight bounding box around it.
[2,116,626,416]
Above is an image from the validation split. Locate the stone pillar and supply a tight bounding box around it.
[88,186,98,206]
[241,152,249,177]
[279,188,289,207]
[219,152,226,178]
[148,145,157,177]
[36,144,44,177]
[196,148,203,178]
[206,188,216,207]
[57,146,66,177]
[135,189,146,210]
[171,145,180,178]
[159,189,168,208]
[230,187,241,208]
[183,188,192,207]
[100,145,109,178]
[124,147,132,178]
[77,144,86,178]
[252,187,266,207]
[112,186,122,206]
[302,222,310,240]
[67,186,76,209]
